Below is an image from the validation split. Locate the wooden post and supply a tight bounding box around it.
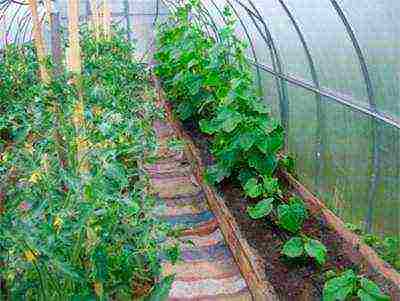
[102,0,111,38]
[50,12,63,77]
[44,0,53,27]
[123,0,131,41]
[28,0,50,84]
[67,0,82,75]
[89,0,100,38]
[67,0,89,174]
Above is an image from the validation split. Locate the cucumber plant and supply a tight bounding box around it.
[155,1,389,298]
[323,269,390,301]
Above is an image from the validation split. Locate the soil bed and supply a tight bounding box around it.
[181,119,394,300]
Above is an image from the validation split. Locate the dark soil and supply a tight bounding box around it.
[181,118,394,301]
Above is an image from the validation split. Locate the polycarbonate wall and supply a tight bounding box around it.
[161,0,400,237]
[0,0,169,55]
[1,1,398,237]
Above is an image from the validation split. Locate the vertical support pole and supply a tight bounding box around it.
[44,0,53,26]
[29,0,50,84]
[67,0,82,75]
[86,0,92,23]
[123,0,131,41]
[67,0,88,174]
[90,0,100,38]
[51,12,63,77]
[102,0,111,38]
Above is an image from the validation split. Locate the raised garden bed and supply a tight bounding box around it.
[156,85,400,300]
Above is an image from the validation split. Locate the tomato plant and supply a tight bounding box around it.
[0,29,176,300]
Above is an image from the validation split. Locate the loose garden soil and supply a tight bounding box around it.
[180,119,395,300]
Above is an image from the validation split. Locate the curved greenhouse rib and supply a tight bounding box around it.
[276,0,326,190]
[234,0,290,146]
[330,0,381,232]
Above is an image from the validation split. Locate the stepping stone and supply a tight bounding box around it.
[144,119,252,301]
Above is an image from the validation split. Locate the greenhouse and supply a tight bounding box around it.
[0,0,399,300]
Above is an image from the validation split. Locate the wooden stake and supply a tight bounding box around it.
[89,0,100,38]
[44,0,53,27]
[67,0,89,174]
[28,0,50,84]
[67,0,82,74]
[102,0,111,38]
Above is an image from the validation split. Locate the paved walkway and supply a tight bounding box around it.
[143,120,252,301]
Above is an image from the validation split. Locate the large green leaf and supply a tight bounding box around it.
[244,178,263,198]
[323,270,357,301]
[199,118,218,134]
[247,152,278,176]
[357,278,390,301]
[205,164,230,184]
[282,237,304,258]
[238,131,256,151]
[217,107,242,133]
[247,198,274,219]
[257,130,284,155]
[177,101,194,120]
[277,198,308,233]
[304,238,327,265]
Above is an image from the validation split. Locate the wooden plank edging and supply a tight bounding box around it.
[279,170,400,299]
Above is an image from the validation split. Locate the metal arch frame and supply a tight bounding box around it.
[189,0,400,131]
[210,0,264,96]
[329,0,381,232]
[233,0,290,146]
[275,0,326,191]
[155,0,397,232]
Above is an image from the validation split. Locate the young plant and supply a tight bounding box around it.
[323,269,390,301]
[277,197,308,233]
[282,235,327,265]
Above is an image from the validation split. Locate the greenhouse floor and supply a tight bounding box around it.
[143,119,253,300]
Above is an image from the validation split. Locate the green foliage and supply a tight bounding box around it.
[282,236,327,265]
[0,44,43,147]
[346,223,400,272]
[0,29,174,299]
[277,197,308,233]
[247,198,274,219]
[154,3,285,202]
[323,270,390,301]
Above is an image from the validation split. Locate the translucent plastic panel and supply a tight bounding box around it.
[259,69,280,121]
[275,0,368,105]
[337,0,400,119]
[228,1,273,66]
[0,3,33,46]
[286,84,318,190]
[251,0,313,82]
[373,122,400,236]
[319,100,372,229]
[199,0,226,29]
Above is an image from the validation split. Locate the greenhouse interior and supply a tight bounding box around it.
[0,0,399,300]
